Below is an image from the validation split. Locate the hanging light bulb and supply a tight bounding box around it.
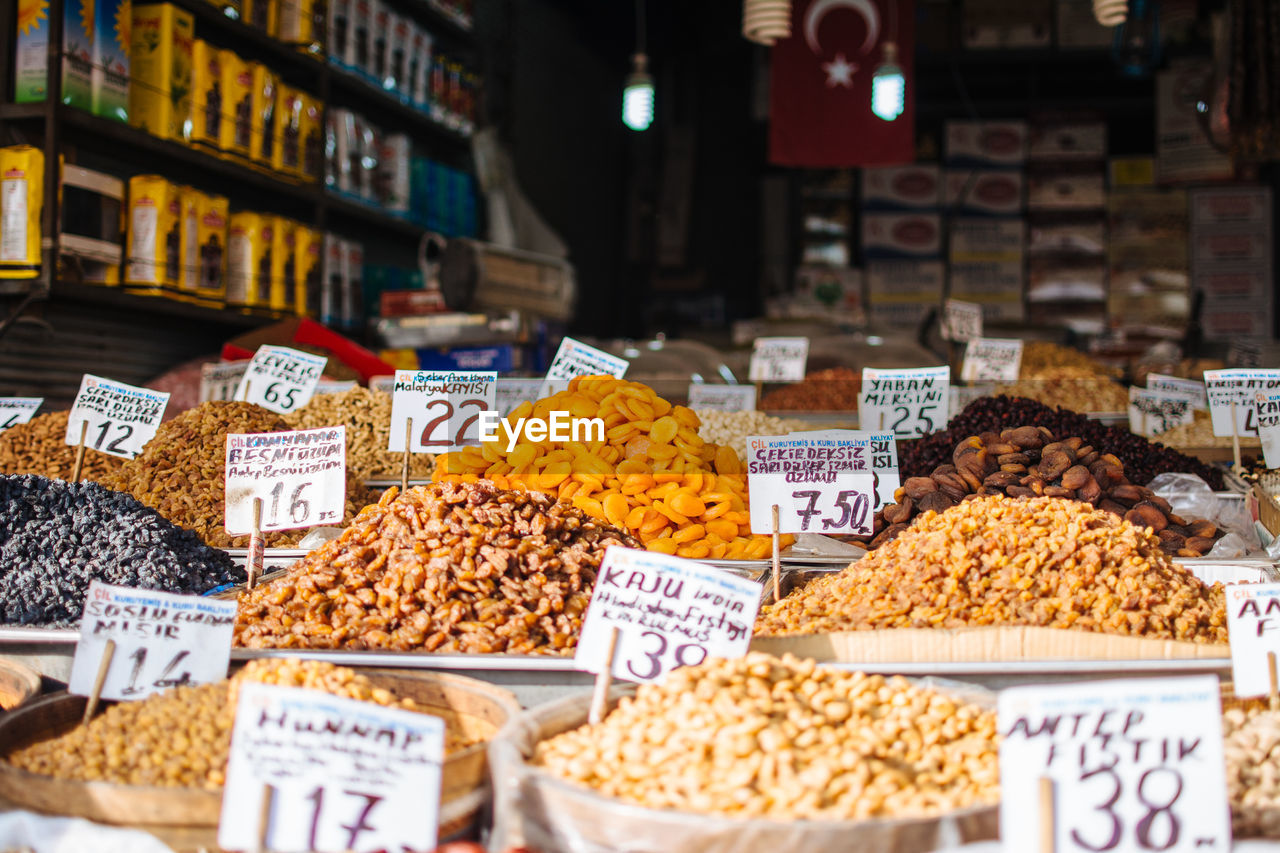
[623,52,655,131]
[871,42,905,121]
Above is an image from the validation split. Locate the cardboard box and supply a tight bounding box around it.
[129,3,193,142]
[124,174,180,292]
[944,170,1023,215]
[1027,171,1106,210]
[860,165,941,210]
[949,217,1025,262]
[371,2,390,86]
[378,133,411,214]
[388,13,411,98]
[866,260,944,327]
[1190,186,1271,226]
[861,213,942,258]
[15,0,92,108]
[1028,122,1107,161]
[945,121,1028,166]
[409,24,433,107]
[349,0,373,77]
[322,232,344,325]
[1028,221,1106,255]
[1109,157,1156,188]
[269,217,297,313]
[277,0,320,51]
[93,0,130,121]
[1191,230,1272,267]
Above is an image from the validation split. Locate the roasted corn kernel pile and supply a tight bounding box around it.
[756,495,1228,643]
[434,377,787,560]
[534,653,1000,820]
[5,659,472,788]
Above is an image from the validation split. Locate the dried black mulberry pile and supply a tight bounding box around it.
[0,474,243,627]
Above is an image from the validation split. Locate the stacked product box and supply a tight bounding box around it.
[860,165,943,328]
[1025,118,1108,332]
[1190,186,1275,342]
[1106,158,1189,337]
[944,120,1027,322]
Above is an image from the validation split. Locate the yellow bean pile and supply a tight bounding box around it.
[434,376,788,560]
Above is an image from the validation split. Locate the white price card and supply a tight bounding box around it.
[68,581,236,702]
[1147,374,1208,410]
[545,336,629,382]
[314,379,358,395]
[942,299,983,342]
[574,547,759,684]
[225,427,347,534]
[65,374,169,459]
[200,361,249,403]
[748,336,809,383]
[999,676,1230,853]
[858,366,950,437]
[961,338,1023,382]
[0,397,41,431]
[235,345,327,415]
[1128,387,1197,437]
[368,375,397,394]
[387,370,497,453]
[496,377,552,417]
[219,682,444,853]
[1257,390,1280,469]
[1226,582,1280,698]
[687,383,757,412]
[745,433,877,534]
[795,428,899,511]
[1204,369,1280,437]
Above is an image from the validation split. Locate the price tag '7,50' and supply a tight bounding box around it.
[387,370,497,453]
[225,427,347,534]
[66,374,169,459]
[745,433,876,535]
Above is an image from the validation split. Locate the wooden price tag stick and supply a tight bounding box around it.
[401,417,412,495]
[246,497,265,590]
[1269,651,1279,712]
[71,420,89,484]
[588,626,620,725]
[1039,776,1056,853]
[754,379,763,406]
[82,638,116,725]
[1231,401,1243,473]
[257,782,276,853]
[771,504,782,604]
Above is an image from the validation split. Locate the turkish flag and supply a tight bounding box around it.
[769,0,915,167]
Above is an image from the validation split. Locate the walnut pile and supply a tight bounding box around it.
[756,495,1228,643]
[234,481,640,654]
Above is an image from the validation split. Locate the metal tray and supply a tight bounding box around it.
[364,477,433,491]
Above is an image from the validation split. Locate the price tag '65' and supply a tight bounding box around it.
[225,427,347,534]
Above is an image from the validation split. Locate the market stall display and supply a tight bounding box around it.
[993,366,1129,413]
[0,410,125,483]
[1016,341,1119,377]
[0,474,242,627]
[235,481,639,653]
[862,426,1225,555]
[101,401,373,548]
[759,367,862,411]
[283,386,436,480]
[435,377,785,559]
[900,396,1226,489]
[1224,693,1280,838]
[693,409,812,464]
[1155,409,1263,450]
[756,495,1227,643]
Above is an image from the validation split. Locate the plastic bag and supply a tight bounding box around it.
[1147,473,1261,557]
[0,811,174,853]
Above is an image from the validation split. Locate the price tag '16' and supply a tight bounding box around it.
[574,547,760,683]
[0,397,41,432]
[858,366,950,438]
[219,683,444,853]
[68,581,236,702]
[225,427,347,534]
[745,433,876,534]
[388,370,497,453]
[748,336,809,383]
[999,676,1230,853]
[236,345,327,415]
[961,338,1023,383]
[1255,391,1280,470]
[66,374,169,459]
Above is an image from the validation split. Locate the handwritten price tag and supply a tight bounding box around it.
[687,383,757,412]
[961,338,1023,382]
[1226,582,1280,698]
[1256,391,1280,470]
[745,433,876,534]
[66,374,169,459]
[1204,369,1280,437]
[1128,387,1196,437]
[748,337,809,383]
[236,345,327,415]
[1147,374,1207,410]
[545,336,628,382]
[387,370,497,453]
[858,366,949,438]
[1000,676,1230,853]
[68,582,236,702]
[200,361,249,403]
[0,397,41,431]
[219,683,444,853]
[225,427,347,534]
[574,547,759,683]
[942,299,983,342]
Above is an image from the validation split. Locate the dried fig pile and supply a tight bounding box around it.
[858,425,1225,557]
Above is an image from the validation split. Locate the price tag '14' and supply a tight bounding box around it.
[66,374,169,459]
[68,581,236,702]
[235,345,327,415]
[225,427,347,534]
[388,370,497,453]
[574,548,760,683]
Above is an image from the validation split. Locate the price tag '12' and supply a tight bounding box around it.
[66,374,169,459]
[225,427,347,534]
[236,345,327,415]
[387,370,497,452]
[574,548,760,683]
[68,581,236,702]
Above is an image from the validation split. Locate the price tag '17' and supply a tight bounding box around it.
[942,299,983,343]
[748,337,809,383]
[219,683,444,853]
[66,374,169,459]
[999,676,1230,853]
[745,433,877,534]
[687,383,757,412]
[1128,387,1196,438]
[236,345,327,415]
[225,427,347,534]
[545,336,629,382]
[1204,369,1280,438]
[961,338,1023,383]
[387,370,497,453]
[68,581,236,702]
[1255,391,1280,470]
[858,366,950,438]
[0,397,41,432]
[574,547,760,683]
